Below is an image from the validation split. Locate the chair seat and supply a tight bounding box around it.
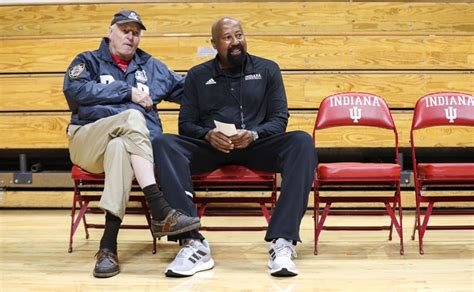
[192,165,274,184]
[318,162,400,182]
[192,165,277,231]
[417,163,474,181]
[71,165,105,180]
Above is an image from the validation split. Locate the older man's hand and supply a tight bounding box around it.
[131,87,153,112]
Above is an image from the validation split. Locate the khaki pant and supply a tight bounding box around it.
[67,109,153,219]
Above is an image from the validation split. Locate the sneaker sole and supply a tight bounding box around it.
[270,267,298,277]
[153,222,201,238]
[165,258,215,277]
[93,269,120,278]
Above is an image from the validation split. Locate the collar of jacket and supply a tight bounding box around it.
[211,53,256,78]
[97,37,151,66]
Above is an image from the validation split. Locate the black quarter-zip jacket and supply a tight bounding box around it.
[179,54,289,139]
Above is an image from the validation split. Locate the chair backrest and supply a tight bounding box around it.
[313,93,399,162]
[314,92,396,131]
[411,92,474,130]
[410,92,474,168]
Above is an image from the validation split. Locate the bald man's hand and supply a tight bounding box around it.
[205,129,234,153]
[229,129,253,149]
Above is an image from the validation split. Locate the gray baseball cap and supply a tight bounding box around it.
[111,9,146,30]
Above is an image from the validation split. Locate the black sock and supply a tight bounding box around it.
[99,212,121,254]
[143,184,173,221]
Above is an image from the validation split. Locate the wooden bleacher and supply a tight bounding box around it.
[0,1,473,207]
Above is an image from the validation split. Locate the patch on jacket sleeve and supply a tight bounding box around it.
[68,63,86,79]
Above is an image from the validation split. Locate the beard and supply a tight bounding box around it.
[226,44,246,67]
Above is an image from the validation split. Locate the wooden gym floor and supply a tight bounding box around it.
[0,209,473,291]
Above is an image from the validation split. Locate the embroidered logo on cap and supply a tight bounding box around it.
[128,12,140,21]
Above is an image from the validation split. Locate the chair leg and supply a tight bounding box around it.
[68,187,79,253]
[397,193,404,255]
[315,202,331,256]
[271,184,277,210]
[418,202,434,255]
[415,199,423,254]
[197,203,207,218]
[78,200,90,239]
[69,200,89,253]
[384,201,404,255]
[260,203,271,224]
[413,183,426,254]
[411,213,418,241]
[397,185,404,255]
[141,199,157,254]
[388,200,396,241]
[313,193,319,255]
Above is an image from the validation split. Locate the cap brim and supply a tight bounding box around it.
[115,19,146,30]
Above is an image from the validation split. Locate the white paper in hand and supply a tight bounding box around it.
[214,120,238,136]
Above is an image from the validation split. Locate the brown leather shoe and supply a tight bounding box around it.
[151,209,201,238]
[93,248,120,278]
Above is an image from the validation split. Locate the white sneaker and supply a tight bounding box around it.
[165,239,215,277]
[268,238,298,277]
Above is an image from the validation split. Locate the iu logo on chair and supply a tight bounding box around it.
[349,106,362,123]
[445,106,457,123]
[424,94,474,123]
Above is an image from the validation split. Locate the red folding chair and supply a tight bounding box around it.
[192,165,277,231]
[410,92,474,254]
[69,165,157,253]
[313,92,404,255]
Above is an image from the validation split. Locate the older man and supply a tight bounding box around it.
[63,9,200,278]
[152,17,317,277]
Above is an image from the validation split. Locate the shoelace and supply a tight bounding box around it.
[95,250,118,264]
[176,240,197,259]
[273,242,297,259]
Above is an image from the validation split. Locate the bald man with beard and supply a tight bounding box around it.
[152,17,317,277]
